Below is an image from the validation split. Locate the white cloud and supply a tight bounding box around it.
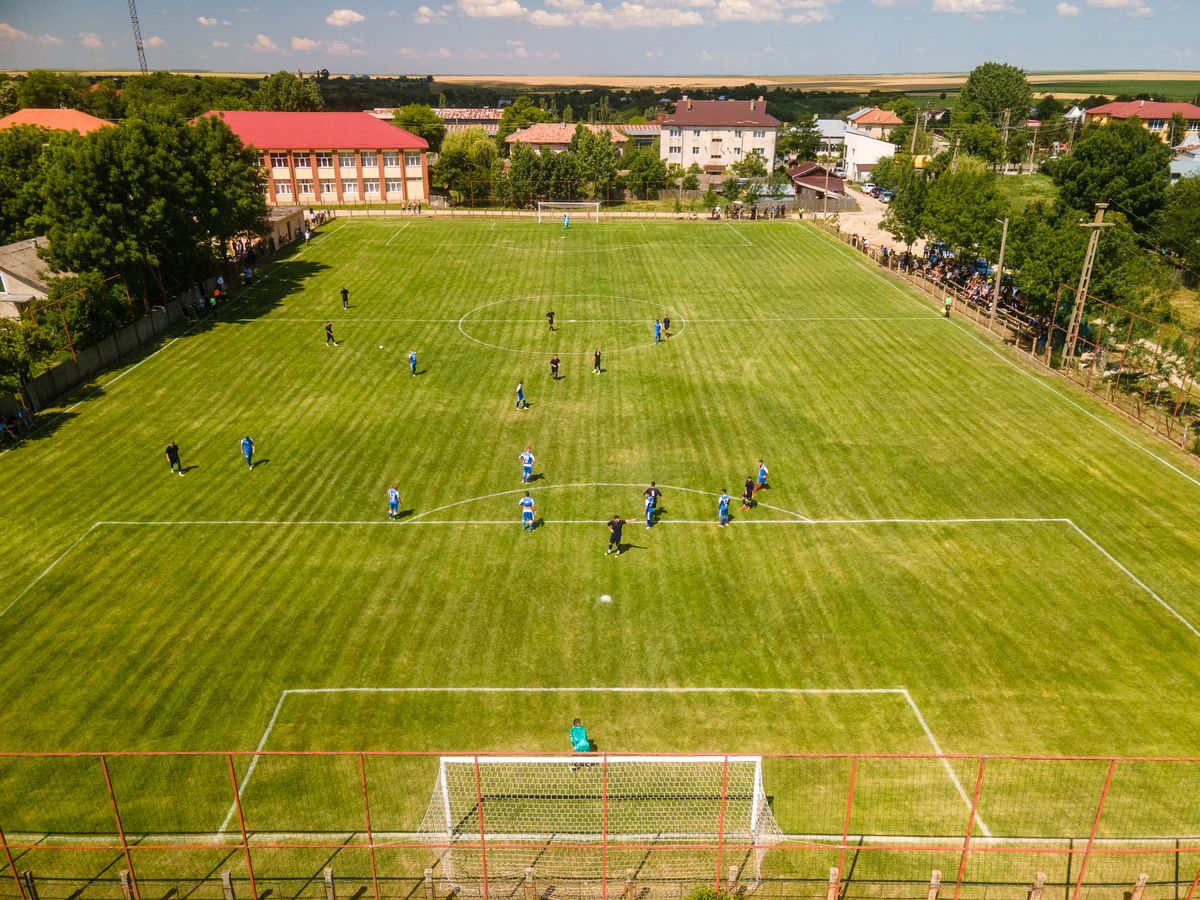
[291,36,318,49]
[869,0,916,5]
[212,39,230,46]
[79,32,104,48]
[459,0,530,16]
[327,39,366,54]
[437,46,452,56]
[250,33,282,51]
[1055,2,1080,11]
[930,0,1015,11]
[1083,0,1153,13]
[0,22,31,41]
[414,5,448,22]
[197,16,219,25]
[388,8,399,13]
[144,34,165,46]
[326,8,366,25]
[38,33,62,44]
[713,0,835,23]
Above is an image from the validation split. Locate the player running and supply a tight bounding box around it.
[165,440,183,476]
[408,348,417,376]
[606,515,624,556]
[519,491,536,531]
[550,354,560,380]
[516,381,529,410]
[718,489,731,527]
[520,447,535,483]
[755,460,769,492]
[546,309,556,331]
[387,484,400,520]
[325,321,337,346]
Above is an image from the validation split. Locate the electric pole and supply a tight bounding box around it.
[1063,203,1114,363]
[910,110,920,155]
[990,217,1009,330]
[1027,121,1040,172]
[951,135,961,172]
[128,0,148,74]
[999,109,1011,173]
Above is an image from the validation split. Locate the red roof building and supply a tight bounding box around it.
[847,107,903,140]
[1083,100,1200,143]
[505,123,628,153]
[206,111,430,206]
[659,96,781,174]
[0,108,114,135]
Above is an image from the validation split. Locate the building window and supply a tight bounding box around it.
[320,180,337,195]
[296,179,314,194]
[361,153,378,168]
[734,147,742,155]
[363,179,380,193]
[405,152,421,167]
[1147,119,1164,131]
[342,180,358,194]
[669,145,681,154]
[386,179,403,193]
[316,153,334,168]
[293,153,310,169]
[753,130,766,138]
[693,130,701,137]
[669,128,680,137]
[339,152,356,169]
[274,180,292,195]
[734,130,742,138]
[270,153,288,168]
[692,147,699,155]
[383,152,401,167]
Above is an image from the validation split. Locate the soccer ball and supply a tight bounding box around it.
[379,345,384,349]
[600,594,612,603]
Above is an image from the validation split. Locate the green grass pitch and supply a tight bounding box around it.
[4,218,1200,894]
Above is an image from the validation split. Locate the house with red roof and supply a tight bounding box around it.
[206,111,430,207]
[1083,100,1200,144]
[846,107,903,140]
[506,123,629,154]
[0,108,114,135]
[659,96,780,174]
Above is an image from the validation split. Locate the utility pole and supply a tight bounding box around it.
[951,136,961,172]
[823,165,829,218]
[999,109,1011,174]
[910,110,920,155]
[1063,203,1114,363]
[989,217,1009,331]
[1027,121,1040,172]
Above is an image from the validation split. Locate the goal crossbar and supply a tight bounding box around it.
[537,201,600,223]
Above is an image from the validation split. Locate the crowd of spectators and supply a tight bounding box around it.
[0,408,34,444]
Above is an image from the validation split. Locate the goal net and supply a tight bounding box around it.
[537,200,601,223]
[417,755,782,898]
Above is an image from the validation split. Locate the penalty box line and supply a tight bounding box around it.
[218,686,990,838]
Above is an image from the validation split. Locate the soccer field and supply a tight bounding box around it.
[4,218,1200,898]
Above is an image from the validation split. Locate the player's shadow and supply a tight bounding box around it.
[532,517,545,530]
[528,473,546,482]
[395,509,415,520]
[250,458,270,469]
[181,465,200,474]
[414,369,427,376]
[617,542,645,554]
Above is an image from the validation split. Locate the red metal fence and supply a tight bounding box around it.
[2,751,1200,900]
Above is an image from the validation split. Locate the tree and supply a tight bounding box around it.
[776,114,822,163]
[0,125,66,244]
[507,142,543,205]
[1155,175,1200,279]
[0,81,19,117]
[879,157,927,250]
[570,126,619,199]
[922,158,1007,260]
[44,273,136,348]
[252,71,323,112]
[1051,118,1171,222]
[957,62,1033,127]
[120,72,253,120]
[626,147,669,199]
[1005,202,1087,316]
[958,123,1004,164]
[0,317,57,408]
[1168,112,1188,148]
[191,114,270,259]
[496,97,549,153]
[730,150,767,178]
[681,169,700,191]
[888,122,934,155]
[392,104,446,154]
[432,126,499,203]
[17,70,85,110]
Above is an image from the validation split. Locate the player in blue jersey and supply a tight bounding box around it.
[520,447,535,483]
[240,435,255,469]
[563,213,570,230]
[519,491,536,530]
[653,319,662,344]
[516,381,529,410]
[644,493,654,529]
[408,348,417,376]
[387,484,400,520]
[756,459,769,493]
[718,489,731,527]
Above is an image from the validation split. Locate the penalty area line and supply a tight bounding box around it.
[724,222,753,247]
[385,223,411,246]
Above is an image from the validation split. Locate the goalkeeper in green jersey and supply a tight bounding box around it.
[570,718,593,771]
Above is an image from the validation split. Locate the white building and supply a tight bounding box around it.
[659,96,780,174]
[843,127,896,182]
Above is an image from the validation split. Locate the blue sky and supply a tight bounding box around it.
[0,0,1196,77]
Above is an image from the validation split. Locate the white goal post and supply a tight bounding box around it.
[418,755,782,897]
[537,201,601,223]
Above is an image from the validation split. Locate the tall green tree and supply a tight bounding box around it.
[625,146,669,199]
[730,150,768,178]
[0,81,19,117]
[958,123,1004,164]
[1051,118,1171,222]
[120,72,253,119]
[922,158,1007,259]
[17,70,85,110]
[43,273,137,348]
[956,62,1033,127]
[252,71,323,112]
[432,126,499,202]
[776,114,822,163]
[392,104,446,154]
[0,318,57,409]
[496,97,549,153]
[1155,175,1200,279]
[570,126,619,199]
[879,156,927,249]
[0,125,67,244]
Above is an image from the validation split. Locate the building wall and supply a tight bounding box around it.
[259,147,429,206]
[659,125,779,173]
[843,130,895,182]
[1083,114,1200,143]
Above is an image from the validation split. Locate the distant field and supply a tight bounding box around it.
[995,174,1059,214]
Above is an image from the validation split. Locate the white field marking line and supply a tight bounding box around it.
[724,222,753,247]
[804,224,1200,492]
[0,524,101,622]
[0,223,357,459]
[403,482,811,523]
[384,223,411,245]
[230,315,939,325]
[219,686,986,837]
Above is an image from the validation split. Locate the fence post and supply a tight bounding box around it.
[100,757,141,900]
[472,755,490,900]
[221,871,237,900]
[523,867,534,900]
[928,869,942,900]
[424,868,435,900]
[1183,867,1200,900]
[358,754,382,900]
[324,868,336,900]
[715,755,731,893]
[601,755,609,900]
[19,871,37,900]
[225,754,259,900]
[119,871,134,900]
[0,826,28,900]
[827,867,840,900]
[953,758,987,900]
[1028,872,1045,900]
[1071,759,1118,900]
[1131,873,1149,900]
[624,868,636,899]
[726,865,737,894]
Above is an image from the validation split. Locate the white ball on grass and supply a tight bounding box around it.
[600,594,612,603]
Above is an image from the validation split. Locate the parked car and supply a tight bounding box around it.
[860,182,876,195]
[879,190,894,203]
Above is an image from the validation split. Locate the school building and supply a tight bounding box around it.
[207,111,430,206]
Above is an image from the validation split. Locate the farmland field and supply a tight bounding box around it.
[4,218,1200,899]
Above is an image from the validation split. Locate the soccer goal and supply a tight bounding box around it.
[537,200,601,223]
[417,755,783,898]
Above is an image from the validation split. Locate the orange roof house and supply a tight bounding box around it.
[0,108,115,135]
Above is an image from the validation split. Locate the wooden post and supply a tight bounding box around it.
[423,868,435,900]
[119,871,135,900]
[928,869,942,900]
[1028,872,1046,900]
[221,871,237,900]
[1131,873,1149,900]
[524,867,535,900]
[827,867,840,900]
[20,871,37,900]
[624,868,636,899]
[726,865,737,894]
[324,868,336,900]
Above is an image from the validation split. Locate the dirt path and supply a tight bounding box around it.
[822,190,924,255]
